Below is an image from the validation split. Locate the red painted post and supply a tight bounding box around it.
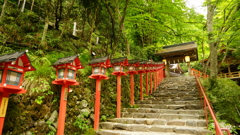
[145,72,148,95]
[0,93,9,134]
[150,72,152,94]
[130,74,134,105]
[57,85,68,135]
[94,79,101,130]
[116,75,121,118]
[140,73,143,100]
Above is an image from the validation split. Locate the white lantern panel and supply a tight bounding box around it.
[93,67,100,74]
[101,67,106,75]
[58,69,65,79]
[6,70,22,86]
[114,66,121,71]
[0,70,2,83]
[185,56,190,62]
[128,66,135,71]
[67,69,75,79]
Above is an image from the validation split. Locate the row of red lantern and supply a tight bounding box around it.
[0,51,164,135]
[88,56,165,131]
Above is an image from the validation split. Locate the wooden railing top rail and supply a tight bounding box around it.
[218,71,240,79]
[190,68,209,78]
[192,71,231,135]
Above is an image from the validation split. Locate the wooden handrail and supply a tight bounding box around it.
[218,71,240,78]
[192,71,231,135]
[191,68,209,78]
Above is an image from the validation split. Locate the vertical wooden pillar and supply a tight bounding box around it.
[130,74,134,105]
[145,72,148,95]
[116,75,121,118]
[150,72,152,94]
[57,85,68,135]
[94,79,101,130]
[140,73,143,100]
[0,93,9,135]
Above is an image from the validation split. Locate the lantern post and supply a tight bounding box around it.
[52,54,84,135]
[126,60,139,106]
[88,56,111,130]
[153,63,157,91]
[145,61,152,95]
[111,57,128,118]
[0,50,35,134]
[137,61,147,100]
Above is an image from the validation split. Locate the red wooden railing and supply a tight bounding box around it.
[191,68,209,78]
[192,70,231,135]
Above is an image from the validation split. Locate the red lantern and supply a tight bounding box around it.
[111,57,128,118]
[52,54,84,135]
[88,56,111,130]
[126,60,139,105]
[137,61,147,100]
[0,50,35,134]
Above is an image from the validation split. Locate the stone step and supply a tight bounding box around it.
[136,100,201,105]
[152,92,199,97]
[122,108,204,115]
[108,118,207,127]
[99,122,211,135]
[122,113,204,120]
[134,104,202,109]
[147,96,200,101]
[97,129,195,135]
[152,90,199,94]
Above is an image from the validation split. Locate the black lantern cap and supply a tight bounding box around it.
[0,50,28,63]
[128,60,139,64]
[53,54,80,66]
[89,56,109,64]
[111,57,127,64]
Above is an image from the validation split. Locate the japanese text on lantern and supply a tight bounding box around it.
[0,98,9,117]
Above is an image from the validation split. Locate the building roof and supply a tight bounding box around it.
[155,41,198,64]
[0,50,27,63]
[128,60,139,64]
[111,57,128,64]
[0,50,35,71]
[53,54,80,66]
[89,56,109,64]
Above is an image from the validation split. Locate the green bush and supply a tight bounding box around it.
[202,78,240,125]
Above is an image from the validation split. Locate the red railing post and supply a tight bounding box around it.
[140,73,143,100]
[130,74,134,105]
[145,72,148,95]
[150,72,153,94]
[153,71,157,91]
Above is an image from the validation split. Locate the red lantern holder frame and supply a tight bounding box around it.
[0,50,35,135]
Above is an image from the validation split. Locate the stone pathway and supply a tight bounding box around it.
[97,76,212,135]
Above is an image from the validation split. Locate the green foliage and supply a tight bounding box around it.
[202,78,240,125]
[73,112,92,134]
[84,128,96,135]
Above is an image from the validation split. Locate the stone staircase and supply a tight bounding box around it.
[97,76,212,135]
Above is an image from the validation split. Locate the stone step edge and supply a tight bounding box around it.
[108,118,206,127]
[100,122,209,130]
[97,129,195,135]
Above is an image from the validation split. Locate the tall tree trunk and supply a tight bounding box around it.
[0,0,8,22]
[207,0,218,79]
[31,0,35,11]
[21,0,26,12]
[40,3,49,49]
[18,0,21,6]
